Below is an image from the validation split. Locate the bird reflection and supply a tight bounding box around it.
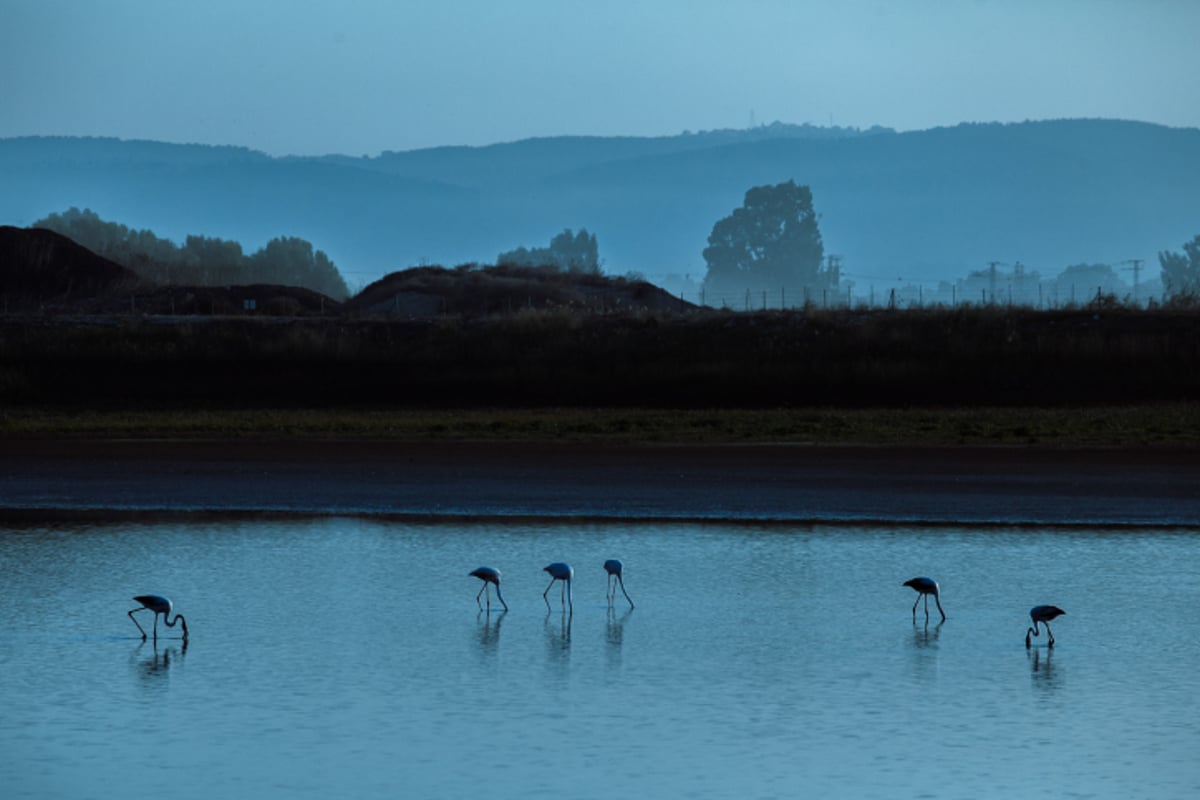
[605,606,632,670]
[475,607,505,655]
[542,610,572,681]
[131,638,186,683]
[606,606,632,648]
[544,608,572,651]
[1028,647,1061,691]
[912,619,944,648]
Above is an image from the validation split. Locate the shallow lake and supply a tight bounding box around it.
[1,516,1198,799]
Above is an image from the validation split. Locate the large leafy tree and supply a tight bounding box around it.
[702,180,827,306]
[1159,234,1200,298]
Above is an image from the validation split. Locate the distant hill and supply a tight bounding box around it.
[2,120,1198,291]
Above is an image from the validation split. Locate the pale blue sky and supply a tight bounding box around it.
[3,0,1198,156]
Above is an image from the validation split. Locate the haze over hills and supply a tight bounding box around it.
[2,119,1197,293]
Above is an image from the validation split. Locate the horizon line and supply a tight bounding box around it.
[2,116,1194,160]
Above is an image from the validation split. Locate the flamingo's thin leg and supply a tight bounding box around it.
[128,608,148,640]
[618,576,634,608]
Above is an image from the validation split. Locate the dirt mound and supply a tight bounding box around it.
[0,226,141,306]
[345,263,694,317]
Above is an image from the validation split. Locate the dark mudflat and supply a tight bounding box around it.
[1,438,1197,525]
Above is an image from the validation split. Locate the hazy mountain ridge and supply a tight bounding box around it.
[2,120,1197,289]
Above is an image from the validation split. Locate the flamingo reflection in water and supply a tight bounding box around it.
[912,618,944,648]
[476,606,504,655]
[604,559,635,609]
[134,638,187,680]
[1026,605,1066,648]
[469,567,508,612]
[128,594,188,642]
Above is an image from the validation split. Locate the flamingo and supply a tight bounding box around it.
[469,566,508,612]
[604,559,634,608]
[902,577,945,622]
[128,594,188,642]
[543,562,574,611]
[1026,605,1065,648]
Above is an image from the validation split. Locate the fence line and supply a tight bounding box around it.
[682,284,1162,312]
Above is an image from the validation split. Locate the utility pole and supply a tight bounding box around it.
[987,261,1005,305]
[825,254,843,288]
[1120,259,1144,306]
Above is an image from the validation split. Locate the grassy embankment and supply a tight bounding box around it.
[2,304,1197,446]
[3,405,1199,447]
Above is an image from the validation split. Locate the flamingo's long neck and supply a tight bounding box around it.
[566,578,573,609]
[494,584,508,610]
[164,613,189,639]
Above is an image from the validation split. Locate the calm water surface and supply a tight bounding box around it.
[1,517,1198,799]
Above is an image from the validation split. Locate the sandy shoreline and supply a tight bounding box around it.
[1,437,1198,525]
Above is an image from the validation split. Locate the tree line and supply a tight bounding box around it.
[30,196,1200,312]
[498,229,600,275]
[33,208,350,300]
[697,180,1200,308]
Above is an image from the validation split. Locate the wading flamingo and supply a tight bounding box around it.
[469,567,508,612]
[128,594,188,642]
[903,577,946,623]
[543,562,574,612]
[604,559,634,608]
[1026,605,1065,648]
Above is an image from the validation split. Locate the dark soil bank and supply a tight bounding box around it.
[1,307,1197,408]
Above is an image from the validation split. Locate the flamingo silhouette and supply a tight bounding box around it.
[128,594,188,642]
[604,559,634,608]
[1026,605,1065,648]
[903,577,945,622]
[543,562,574,611]
[469,567,508,612]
